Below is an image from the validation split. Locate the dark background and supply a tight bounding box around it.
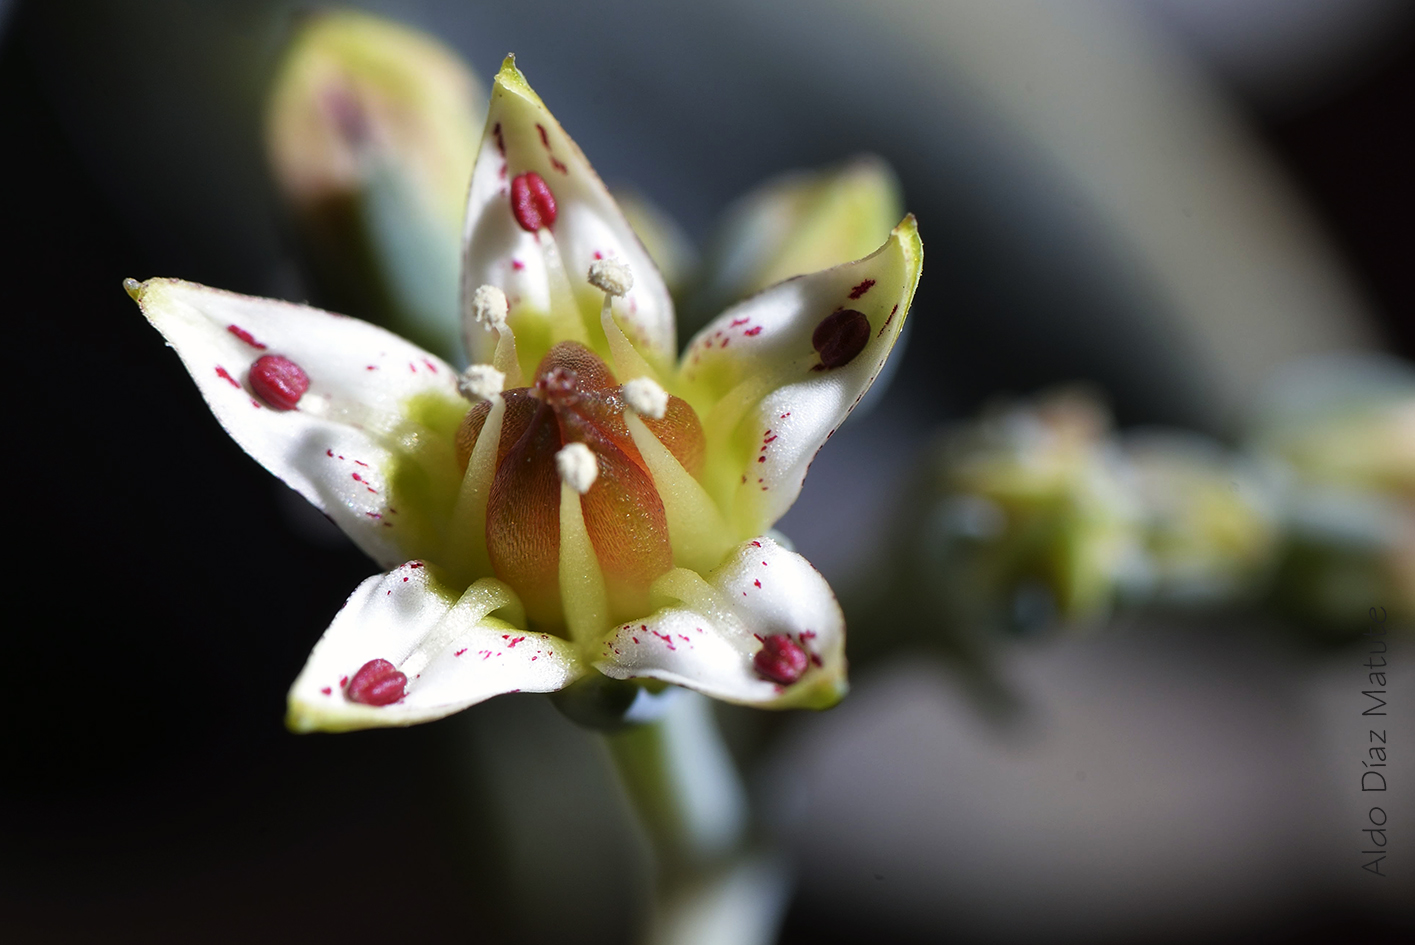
[4,1,1411,941]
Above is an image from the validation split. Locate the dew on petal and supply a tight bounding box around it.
[511,171,557,231]
[812,309,870,369]
[346,658,407,705]
[249,354,310,410]
[753,634,809,685]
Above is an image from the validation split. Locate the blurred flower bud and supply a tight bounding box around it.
[266,10,485,362]
[1250,355,1415,633]
[923,388,1143,634]
[611,187,700,299]
[682,155,904,335]
[1267,487,1414,635]
[1121,432,1279,606]
[1252,354,1415,497]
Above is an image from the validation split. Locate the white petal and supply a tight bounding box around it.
[288,563,585,732]
[460,57,675,369]
[133,278,469,570]
[681,217,922,536]
[595,537,846,709]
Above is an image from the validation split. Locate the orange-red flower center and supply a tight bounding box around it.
[458,342,704,633]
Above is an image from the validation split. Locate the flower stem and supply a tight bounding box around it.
[604,691,790,945]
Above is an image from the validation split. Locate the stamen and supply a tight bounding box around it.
[471,284,522,386]
[457,364,505,402]
[812,308,871,369]
[511,171,557,232]
[556,442,599,495]
[346,658,407,705]
[753,634,809,686]
[249,354,310,410]
[471,284,510,330]
[591,259,655,380]
[622,377,668,420]
[588,259,633,297]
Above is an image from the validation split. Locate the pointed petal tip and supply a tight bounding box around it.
[892,213,920,244]
[284,697,395,735]
[285,703,317,734]
[495,54,533,97]
[122,277,145,302]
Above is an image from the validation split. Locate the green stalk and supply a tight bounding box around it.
[604,692,790,945]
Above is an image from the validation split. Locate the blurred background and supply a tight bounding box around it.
[4,1,1411,942]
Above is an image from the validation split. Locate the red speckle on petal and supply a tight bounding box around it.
[455,648,467,657]
[493,122,505,155]
[346,659,407,705]
[753,635,809,686]
[751,540,762,547]
[745,326,762,336]
[339,676,348,687]
[550,157,568,174]
[227,325,267,349]
[848,279,876,299]
[812,309,870,369]
[512,259,525,270]
[249,355,309,409]
[754,579,762,588]
[214,366,240,388]
[536,123,550,148]
[511,171,557,231]
[320,686,332,695]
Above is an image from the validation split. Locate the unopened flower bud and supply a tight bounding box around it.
[265,10,484,361]
[685,155,903,334]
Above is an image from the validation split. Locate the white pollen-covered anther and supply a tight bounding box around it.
[457,364,505,402]
[622,377,669,419]
[587,258,633,297]
[556,442,599,494]
[471,284,509,330]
